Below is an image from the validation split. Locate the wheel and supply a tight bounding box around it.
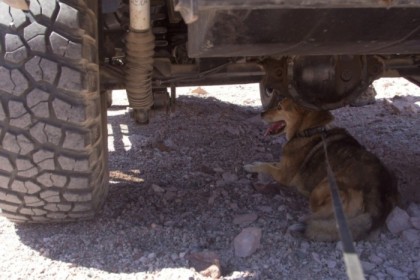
[259,82,279,110]
[0,0,109,223]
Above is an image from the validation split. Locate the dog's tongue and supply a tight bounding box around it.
[264,121,285,136]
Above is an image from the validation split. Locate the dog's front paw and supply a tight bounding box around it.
[243,162,264,173]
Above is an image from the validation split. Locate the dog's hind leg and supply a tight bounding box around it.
[306,181,372,241]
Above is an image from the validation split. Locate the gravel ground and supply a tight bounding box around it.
[1,78,419,279]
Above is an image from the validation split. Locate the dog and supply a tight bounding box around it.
[244,97,399,241]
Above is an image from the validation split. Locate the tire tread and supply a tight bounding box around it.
[0,0,108,223]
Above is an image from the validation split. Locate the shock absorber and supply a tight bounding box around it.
[126,0,155,124]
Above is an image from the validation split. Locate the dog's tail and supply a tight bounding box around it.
[304,213,373,242]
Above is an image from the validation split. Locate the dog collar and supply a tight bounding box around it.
[295,126,327,138]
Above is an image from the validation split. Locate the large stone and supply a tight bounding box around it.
[386,207,412,235]
[234,227,262,257]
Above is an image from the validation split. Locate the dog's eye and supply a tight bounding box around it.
[265,88,275,96]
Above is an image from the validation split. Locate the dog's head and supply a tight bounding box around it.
[262,97,305,139]
[262,97,333,140]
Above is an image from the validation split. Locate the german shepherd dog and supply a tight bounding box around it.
[244,97,399,241]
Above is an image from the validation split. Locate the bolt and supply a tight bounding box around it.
[340,70,353,82]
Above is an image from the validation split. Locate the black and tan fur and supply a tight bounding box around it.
[244,97,399,241]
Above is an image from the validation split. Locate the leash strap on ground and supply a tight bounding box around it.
[321,133,365,280]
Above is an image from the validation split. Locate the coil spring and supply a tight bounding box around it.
[151,3,169,49]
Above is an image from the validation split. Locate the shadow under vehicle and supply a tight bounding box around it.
[0,0,419,222]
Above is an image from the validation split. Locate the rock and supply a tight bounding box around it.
[234,227,262,257]
[257,206,273,213]
[386,267,406,278]
[389,96,420,115]
[326,260,337,269]
[187,251,221,279]
[361,261,376,272]
[163,191,176,201]
[147,252,156,259]
[368,254,383,265]
[208,191,218,205]
[401,229,420,243]
[416,267,420,280]
[222,172,238,183]
[224,125,241,136]
[170,253,178,261]
[253,147,265,153]
[233,213,258,226]
[386,207,412,234]
[410,217,420,230]
[407,203,420,218]
[277,205,286,212]
[163,138,177,149]
[230,202,239,210]
[311,252,322,264]
[152,184,165,193]
[213,167,224,173]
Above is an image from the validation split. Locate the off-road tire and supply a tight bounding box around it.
[0,0,109,223]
